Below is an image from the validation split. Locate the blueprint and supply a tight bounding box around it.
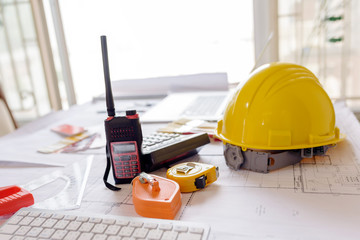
[2,102,360,239]
[75,102,360,239]
[77,143,360,239]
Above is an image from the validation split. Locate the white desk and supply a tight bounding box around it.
[1,99,360,239]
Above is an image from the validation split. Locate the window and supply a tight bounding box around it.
[58,0,255,103]
[0,0,51,124]
[278,0,360,112]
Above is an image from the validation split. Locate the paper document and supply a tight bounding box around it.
[141,90,234,122]
[1,100,360,239]
[73,102,360,239]
[94,72,229,99]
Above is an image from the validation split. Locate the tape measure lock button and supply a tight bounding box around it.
[194,175,207,189]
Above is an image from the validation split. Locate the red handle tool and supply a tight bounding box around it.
[0,185,34,216]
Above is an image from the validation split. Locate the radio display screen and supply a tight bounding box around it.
[113,143,136,154]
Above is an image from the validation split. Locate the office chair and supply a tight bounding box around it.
[0,85,17,136]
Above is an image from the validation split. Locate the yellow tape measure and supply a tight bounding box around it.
[166,162,219,192]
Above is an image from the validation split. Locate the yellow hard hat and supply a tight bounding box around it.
[217,62,343,151]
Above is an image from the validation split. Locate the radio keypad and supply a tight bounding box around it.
[111,141,141,179]
[120,155,131,161]
[114,156,140,178]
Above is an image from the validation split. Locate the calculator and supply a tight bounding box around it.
[140,132,210,172]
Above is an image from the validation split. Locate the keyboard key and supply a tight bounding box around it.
[190,227,204,234]
[118,226,135,237]
[29,217,46,227]
[129,221,143,227]
[78,232,94,240]
[89,217,102,223]
[78,222,94,232]
[159,223,173,231]
[0,234,12,240]
[76,216,89,222]
[122,237,136,240]
[52,214,65,220]
[42,218,57,228]
[28,212,41,217]
[115,219,129,226]
[0,224,19,234]
[11,236,25,240]
[39,212,52,218]
[18,216,34,225]
[66,221,82,231]
[18,210,30,216]
[6,216,23,225]
[14,226,31,236]
[38,228,55,238]
[93,234,108,240]
[133,228,148,238]
[64,215,77,221]
[103,218,116,225]
[92,223,108,234]
[54,220,70,229]
[105,225,121,235]
[178,232,202,240]
[147,229,163,239]
[107,236,122,240]
[64,231,80,240]
[144,222,158,229]
[52,229,68,239]
[174,225,188,232]
[161,231,178,240]
[26,227,43,237]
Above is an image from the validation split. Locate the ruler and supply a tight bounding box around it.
[21,155,93,210]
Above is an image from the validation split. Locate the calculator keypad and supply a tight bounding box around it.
[142,133,181,153]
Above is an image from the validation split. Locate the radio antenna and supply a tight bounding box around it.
[101,35,115,117]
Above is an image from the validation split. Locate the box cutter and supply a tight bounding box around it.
[0,172,63,216]
[166,162,219,192]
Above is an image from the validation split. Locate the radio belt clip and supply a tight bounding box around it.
[132,172,181,219]
[167,162,219,192]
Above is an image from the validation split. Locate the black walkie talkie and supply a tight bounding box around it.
[101,36,143,190]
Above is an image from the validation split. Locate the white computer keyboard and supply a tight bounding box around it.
[0,208,210,240]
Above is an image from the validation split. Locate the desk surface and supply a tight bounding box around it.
[1,99,360,239]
